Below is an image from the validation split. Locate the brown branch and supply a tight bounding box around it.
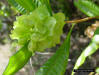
[65,16,99,23]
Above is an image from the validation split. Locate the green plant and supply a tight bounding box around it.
[2,0,99,75]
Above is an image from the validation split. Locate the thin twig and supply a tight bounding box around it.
[65,16,99,23]
[29,58,35,75]
[36,52,54,55]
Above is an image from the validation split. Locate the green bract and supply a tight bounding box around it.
[10,6,65,52]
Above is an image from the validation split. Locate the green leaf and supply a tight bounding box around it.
[32,0,52,15]
[35,24,74,75]
[7,0,52,15]
[0,20,3,30]
[71,35,99,75]
[7,0,27,14]
[94,27,99,35]
[96,67,99,73]
[3,43,32,75]
[74,0,99,17]
[15,0,35,12]
[42,0,52,15]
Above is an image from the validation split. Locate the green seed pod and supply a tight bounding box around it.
[3,44,32,75]
[10,6,65,52]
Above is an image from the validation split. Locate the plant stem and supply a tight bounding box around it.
[65,16,99,23]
